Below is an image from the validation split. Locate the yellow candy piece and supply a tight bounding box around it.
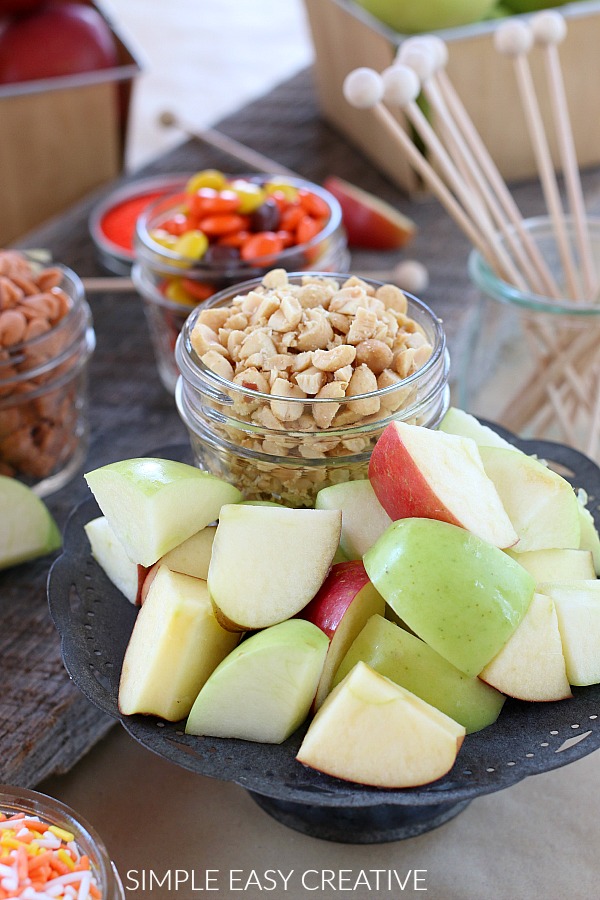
[264,180,298,202]
[149,228,179,250]
[174,230,209,260]
[164,279,196,306]
[228,179,266,213]
[185,169,227,193]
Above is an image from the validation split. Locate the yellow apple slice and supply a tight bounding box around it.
[537,581,600,686]
[479,592,571,701]
[297,661,465,788]
[84,515,140,604]
[119,565,240,720]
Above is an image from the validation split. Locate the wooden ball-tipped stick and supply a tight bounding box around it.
[495,20,581,301]
[343,68,504,276]
[380,63,527,289]
[421,35,560,299]
[531,11,597,300]
[157,110,297,178]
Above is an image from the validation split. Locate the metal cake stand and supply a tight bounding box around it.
[48,431,600,843]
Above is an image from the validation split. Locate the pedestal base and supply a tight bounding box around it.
[248,792,471,843]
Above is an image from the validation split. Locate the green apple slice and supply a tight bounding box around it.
[119,564,240,720]
[479,447,581,552]
[537,581,600,685]
[185,619,329,743]
[0,476,61,570]
[297,661,465,788]
[479,593,571,701]
[159,525,216,580]
[438,406,516,451]
[315,479,392,560]
[84,516,140,604]
[333,614,505,733]
[504,547,595,583]
[84,458,241,567]
[363,517,535,676]
[208,503,342,630]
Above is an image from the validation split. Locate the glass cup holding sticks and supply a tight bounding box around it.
[461,215,600,461]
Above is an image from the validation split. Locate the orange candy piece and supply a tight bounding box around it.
[241,231,285,261]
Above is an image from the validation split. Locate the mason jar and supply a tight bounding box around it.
[132,174,350,393]
[461,215,600,461]
[175,272,450,507]
[0,253,95,496]
[0,785,125,899]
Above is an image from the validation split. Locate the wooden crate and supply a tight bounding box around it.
[0,3,141,246]
[303,0,600,194]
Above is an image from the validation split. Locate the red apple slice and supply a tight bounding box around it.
[368,421,518,549]
[300,560,385,710]
[323,175,416,250]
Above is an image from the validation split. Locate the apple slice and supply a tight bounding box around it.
[207,504,342,630]
[333,614,505,733]
[300,560,385,710]
[315,479,392,560]
[296,661,465,788]
[185,619,329,743]
[479,593,571,701]
[363,517,535,676]
[537,581,600,685]
[84,516,142,604]
[119,565,240,720]
[159,525,216,580]
[84,458,241,567]
[322,175,416,250]
[368,421,518,549]
[0,476,61,570]
[578,497,600,574]
[505,547,595,583]
[479,447,581,552]
[437,406,517,451]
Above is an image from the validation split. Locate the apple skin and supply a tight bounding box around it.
[0,0,46,14]
[368,421,518,549]
[299,560,386,709]
[0,2,119,85]
[363,517,535,676]
[353,0,496,34]
[0,475,61,570]
[323,175,416,250]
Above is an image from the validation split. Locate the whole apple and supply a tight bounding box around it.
[0,0,46,13]
[503,0,570,11]
[353,0,497,34]
[0,1,119,84]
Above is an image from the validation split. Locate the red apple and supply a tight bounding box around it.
[0,0,46,14]
[0,1,119,85]
[368,421,518,549]
[300,560,385,710]
[323,175,416,250]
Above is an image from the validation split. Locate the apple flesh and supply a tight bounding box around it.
[333,614,505,733]
[578,499,600,575]
[504,547,595,583]
[0,475,61,570]
[84,458,241,567]
[322,175,416,250]
[0,2,119,85]
[297,661,465,788]
[119,565,240,720]
[300,561,385,710]
[363,517,535,676]
[185,619,329,743]
[207,503,341,631]
[479,593,571,702]
[159,525,216,580]
[368,421,518,549]
[537,581,600,686]
[438,406,517,451]
[479,447,581,552]
[84,516,141,604]
[315,479,392,560]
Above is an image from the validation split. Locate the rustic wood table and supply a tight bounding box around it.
[3,67,600,900]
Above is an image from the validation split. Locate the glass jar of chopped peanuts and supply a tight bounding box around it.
[0,785,125,899]
[175,269,450,507]
[0,250,95,496]
[132,173,350,393]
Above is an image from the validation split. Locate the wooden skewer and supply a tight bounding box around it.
[495,20,582,301]
[157,110,298,178]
